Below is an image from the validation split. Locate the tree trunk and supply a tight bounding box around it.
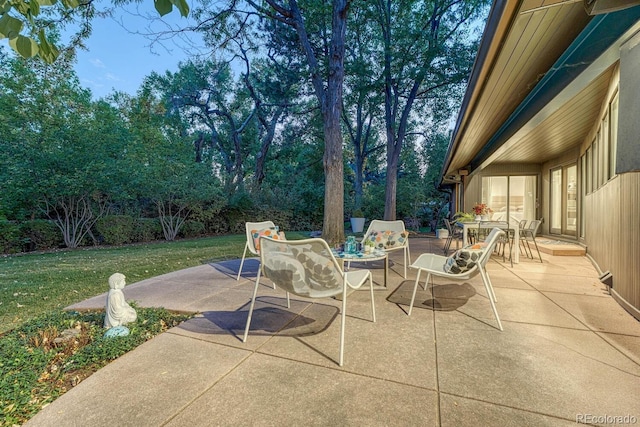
[384,149,398,220]
[288,0,349,246]
[322,113,345,245]
[320,0,348,245]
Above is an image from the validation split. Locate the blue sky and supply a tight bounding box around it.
[74,2,205,99]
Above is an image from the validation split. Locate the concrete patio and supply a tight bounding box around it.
[27,236,640,426]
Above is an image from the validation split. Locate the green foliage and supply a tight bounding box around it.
[0,220,23,253]
[0,0,482,251]
[0,0,188,64]
[95,215,135,246]
[181,220,206,238]
[20,220,62,252]
[0,219,63,253]
[454,211,475,222]
[132,218,163,242]
[0,308,191,426]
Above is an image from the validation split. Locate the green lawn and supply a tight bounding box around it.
[0,233,323,425]
[0,232,307,334]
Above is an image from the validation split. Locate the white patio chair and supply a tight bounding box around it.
[361,220,411,278]
[519,219,543,263]
[243,237,376,366]
[408,228,505,331]
[443,218,463,255]
[237,221,281,283]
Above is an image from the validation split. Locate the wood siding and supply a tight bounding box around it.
[586,173,640,318]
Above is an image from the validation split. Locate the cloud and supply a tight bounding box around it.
[81,78,105,89]
[89,58,106,68]
[105,73,122,82]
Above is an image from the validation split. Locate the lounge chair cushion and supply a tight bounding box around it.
[444,247,484,274]
[251,228,282,251]
[365,230,408,250]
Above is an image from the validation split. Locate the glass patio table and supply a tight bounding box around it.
[332,249,389,288]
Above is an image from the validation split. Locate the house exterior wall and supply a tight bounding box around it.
[578,38,640,319]
[453,21,640,319]
[542,50,639,319]
[585,173,640,319]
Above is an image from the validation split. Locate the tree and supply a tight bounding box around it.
[373,0,488,220]
[0,50,131,247]
[0,0,188,63]
[148,59,260,196]
[342,3,385,212]
[197,0,349,244]
[120,84,224,240]
[233,32,302,191]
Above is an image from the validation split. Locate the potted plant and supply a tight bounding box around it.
[350,209,365,233]
[472,203,492,221]
[453,211,475,222]
[436,227,449,239]
[363,239,375,253]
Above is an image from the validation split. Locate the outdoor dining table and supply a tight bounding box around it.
[332,249,389,289]
[457,220,520,264]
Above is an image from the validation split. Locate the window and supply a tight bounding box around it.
[550,165,577,236]
[602,110,609,181]
[580,154,586,238]
[593,135,599,189]
[584,90,618,195]
[481,175,537,223]
[586,147,592,193]
[610,92,618,178]
[551,169,562,233]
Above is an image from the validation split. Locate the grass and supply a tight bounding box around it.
[1,234,247,334]
[0,231,308,425]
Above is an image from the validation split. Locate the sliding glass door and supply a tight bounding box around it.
[481,175,537,223]
[550,164,577,236]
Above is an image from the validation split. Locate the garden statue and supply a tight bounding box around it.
[104,273,137,329]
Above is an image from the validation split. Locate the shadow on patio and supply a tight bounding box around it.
[35,235,640,426]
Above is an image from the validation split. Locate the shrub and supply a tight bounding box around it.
[20,220,62,252]
[181,220,206,238]
[95,215,135,245]
[0,220,24,254]
[205,214,231,234]
[132,218,162,242]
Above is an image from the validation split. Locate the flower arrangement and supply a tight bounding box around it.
[472,203,492,216]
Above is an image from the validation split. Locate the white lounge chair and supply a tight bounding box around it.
[237,221,281,282]
[361,220,411,278]
[243,237,376,366]
[408,228,505,331]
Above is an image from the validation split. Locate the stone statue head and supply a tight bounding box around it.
[108,273,126,290]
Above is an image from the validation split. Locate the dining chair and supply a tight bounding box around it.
[476,220,492,242]
[361,220,411,278]
[519,219,543,262]
[491,221,514,267]
[243,237,376,366]
[443,218,462,254]
[408,228,505,331]
[237,221,281,283]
